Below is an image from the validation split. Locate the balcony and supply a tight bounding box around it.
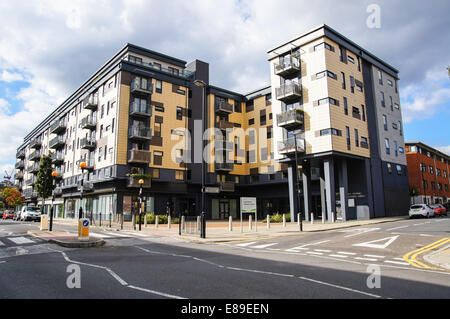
[53,187,63,197]
[82,95,98,110]
[124,56,195,79]
[80,137,96,150]
[128,149,151,164]
[15,172,24,180]
[131,78,153,95]
[275,82,302,102]
[216,120,234,131]
[277,108,304,131]
[214,138,233,152]
[27,163,40,174]
[26,177,36,186]
[274,56,300,77]
[127,176,151,188]
[78,180,94,192]
[49,136,65,149]
[15,161,25,169]
[215,101,233,114]
[215,162,234,172]
[130,101,152,117]
[30,138,42,149]
[220,181,235,192]
[23,189,38,198]
[277,136,305,155]
[83,158,95,171]
[129,126,152,140]
[51,152,64,165]
[81,115,97,130]
[16,149,25,159]
[29,150,41,161]
[50,118,66,134]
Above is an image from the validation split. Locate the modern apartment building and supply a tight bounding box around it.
[14,24,410,221]
[405,142,450,205]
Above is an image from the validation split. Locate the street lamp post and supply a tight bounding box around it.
[138,179,144,231]
[49,171,58,231]
[194,79,207,239]
[79,162,87,220]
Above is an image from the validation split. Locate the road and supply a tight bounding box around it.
[0,216,449,299]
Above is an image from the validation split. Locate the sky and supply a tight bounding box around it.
[0,0,449,181]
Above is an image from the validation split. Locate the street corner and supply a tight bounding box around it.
[27,229,105,249]
[403,237,450,271]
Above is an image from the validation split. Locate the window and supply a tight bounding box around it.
[104,144,107,160]
[437,168,441,176]
[152,169,159,179]
[387,79,393,87]
[101,105,104,118]
[155,80,162,93]
[341,72,346,89]
[100,125,104,138]
[343,97,348,115]
[396,165,403,175]
[314,42,334,52]
[445,184,449,192]
[350,76,355,93]
[399,121,402,136]
[361,137,368,148]
[378,70,383,85]
[320,128,342,136]
[352,106,361,119]
[420,163,426,172]
[155,105,165,112]
[423,180,428,189]
[383,115,388,131]
[390,96,393,111]
[385,138,390,155]
[438,183,443,191]
[394,140,398,157]
[316,70,337,79]
[154,122,161,137]
[339,46,345,62]
[361,105,366,121]
[381,92,385,107]
[346,126,351,150]
[429,166,434,175]
[431,181,436,190]
[317,97,339,106]
[175,171,184,181]
[260,114,266,126]
[399,147,404,154]
[248,118,255,125]
[176,107,183,120]
[112,118,115,133]
[394,103,400,110]
[234,101,241,113]
[444,171,447,178]
[357,57,361,72]
[347,55,355,64]
[387,163,392,174]
[153,151,163,165]
[246,99,254,112]
[392,122,398,130]
[98,147,102,162]
[153,62,162,70]
[354,129,359,147]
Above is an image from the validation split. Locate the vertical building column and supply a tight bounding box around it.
[287,163,299,222]
[338,159,349,221]
[324,158,336,221]
[320,169,326,220]
[302,161,312,222]
[365,158,375,218]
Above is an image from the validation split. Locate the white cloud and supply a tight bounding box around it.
[0,70,27,82]
[436,146,450,156]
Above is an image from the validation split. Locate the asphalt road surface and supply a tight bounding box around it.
[1,216,449,299]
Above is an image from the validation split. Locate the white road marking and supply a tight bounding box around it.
[384,260,410,266]
[329,254,348,258]
[355,257,378,262]
[306,251,323,255]
[15,247,28,256]
[236,241,258,247]
[337,251,357,255]
[119,231,151,237]
[393,257,405,261]
[413,223,427,226]
[252,243,278,249]
[267,248,281,251]
[286,240,331,251]
[297,276,381,298]
[128,285,186,299]
[419,234,433,237]
[0,240,4,246]
[353,235,399,249]
[8,237,35,245]
[364,254,385,259]
[0,261,5,264]
[103,231,133,238]
[386,225,409,231]
[341,227,380,238]
[89,233,112,238]
[314,249,332,253]
[285,247,309,251]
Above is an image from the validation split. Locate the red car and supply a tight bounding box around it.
[2,211,15,219]
[430,204,447,216]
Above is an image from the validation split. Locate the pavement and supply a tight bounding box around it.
[26,215,450,271]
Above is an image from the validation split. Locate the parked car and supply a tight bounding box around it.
[409,204,435,218]
[430,204,447,216]
[20,206,41,222]
[2,211,15,220]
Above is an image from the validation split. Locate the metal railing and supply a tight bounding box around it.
[274,56,300,76]
[215,101,233,114]
[131,79,153,95]
[50,118,66,134]
[81,115,97,129]
[124,56,195,79]
[49,136,65,149]
[277,108,304,129]
[278,136,305,154]
[130,101,152,117]
[128,149,151,163]
[82,95,98,110]
[129,126,152,139]
[275,83,302,101]
[80,137,96,149]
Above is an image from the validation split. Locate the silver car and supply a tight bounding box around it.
[409,204,435,218]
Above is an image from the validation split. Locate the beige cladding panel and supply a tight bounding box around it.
[116,84,130,165]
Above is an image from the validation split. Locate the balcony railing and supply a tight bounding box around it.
[15,161,24,169]
[220,181,235,192]
[50,118,66,134]
[30,138,42,149]
[128,149,151,163]
[51,152,64,164]
[214,139,233,152]
[29,150,41,161]
[16,149,25,159]
[83,158,95,171]
[27,163,40,174]
[277,136,305,155]
[130,101,152,117]
[274,56,300,77]
[215,162,234,172]
[124,56,195,79]
[127,176,151,188]
[78,181,94,192]
[53,187,63,197]
[80,137,96,150]
[23,189,38,198]
[81,115,97,130]
[277,108,304,131]
[49,136,65,149]
[129,126,152,140]
[26,176,36,186]
[215,101,233,114]
[275,82,302,102]
[15,172,24,180]
[131,78,153,95]
[216,120,234,130]
[82,95,98,110]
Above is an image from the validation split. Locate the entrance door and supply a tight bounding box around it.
[219,200,230,219]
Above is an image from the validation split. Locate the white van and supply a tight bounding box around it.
[20,206,41,222]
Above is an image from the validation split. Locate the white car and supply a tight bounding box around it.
[20,206,41,222]
[409,204,435,218]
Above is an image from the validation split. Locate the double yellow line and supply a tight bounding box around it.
[403,238,450,270]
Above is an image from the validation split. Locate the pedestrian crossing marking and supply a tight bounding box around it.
[252,243,278,249]
[8,237,35,245]
[236,241,258,247]
[0,240,4,246]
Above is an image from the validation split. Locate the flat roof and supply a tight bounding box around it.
[405,141,450,160]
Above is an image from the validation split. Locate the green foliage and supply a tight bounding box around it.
[135,213,179,224]
[35,154,55,200]
[270,213,291,223]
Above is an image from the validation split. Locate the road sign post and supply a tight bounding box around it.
[240,197,257,232]
[78,218,89,241]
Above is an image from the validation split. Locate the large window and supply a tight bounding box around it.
[385,138,390,155]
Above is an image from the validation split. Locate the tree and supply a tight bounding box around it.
[1,187,24,209]
[34,154,55,214]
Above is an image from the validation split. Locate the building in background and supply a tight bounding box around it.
[405,142,450,205]
[14,24,410,221]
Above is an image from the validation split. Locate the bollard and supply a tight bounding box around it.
[267,215,270,229]
[229,216,233,232]
[311,212,314,224]
[121,214,124,230]
[249,215,252,230]
[100,212,103,227]
[181,215,185,231]
[168,215,171,229]
[331,211,335,223]
[283,214,286,228]
[144,213,147,228]
[322,213,325,224]
[297,213,301,227]
[179,214,182,235]
[197,216,201,231]
[109,212,112,228]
